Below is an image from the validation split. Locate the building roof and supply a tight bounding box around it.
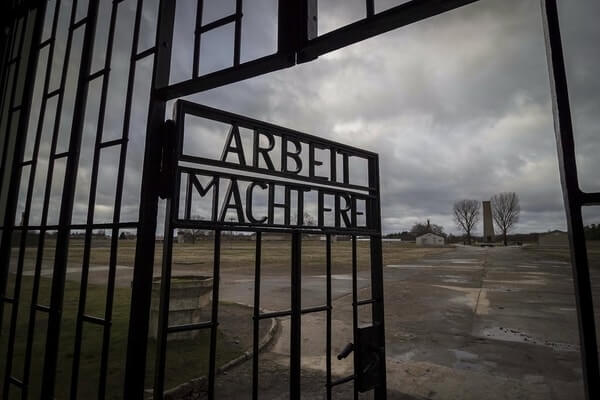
[416,232,444,239]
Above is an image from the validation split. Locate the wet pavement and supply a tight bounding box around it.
[11,244,590,399]
[231,245,586,399]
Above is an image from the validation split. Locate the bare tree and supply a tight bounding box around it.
[491,192,520,245]
[453,199,480,245]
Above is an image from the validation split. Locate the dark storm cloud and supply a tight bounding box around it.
[17,0,600,235]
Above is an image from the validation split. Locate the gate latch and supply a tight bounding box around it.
[158,119,177,199]
[356,324,385,392]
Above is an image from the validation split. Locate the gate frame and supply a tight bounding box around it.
[149,100,387,399]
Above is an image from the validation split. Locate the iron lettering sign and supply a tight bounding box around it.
[169,100,380,234]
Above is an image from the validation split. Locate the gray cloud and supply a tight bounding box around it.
[14,0,600,236]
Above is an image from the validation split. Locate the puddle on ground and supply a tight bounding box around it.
[450,349,490,371]
[441,274,469,284]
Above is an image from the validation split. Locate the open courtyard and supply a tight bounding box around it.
[3,239,599,399]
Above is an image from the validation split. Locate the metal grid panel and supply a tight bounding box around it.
[0,0,158,398]
[148,100,387,399]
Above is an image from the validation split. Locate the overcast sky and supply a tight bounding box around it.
[16,0,600,235]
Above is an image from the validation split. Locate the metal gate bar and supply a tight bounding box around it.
[541,1,600,398]
[351,235,359,400]
[252,231,262,400]
[0,11,30,336]
[39,0,101,396]
[325,233,332,400]
[290,230,301,400]
[0,3,47,397]
[15,0,61,397]
[0,8,32,396]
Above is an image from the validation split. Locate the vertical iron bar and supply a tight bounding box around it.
[351,235,358,400]
[27,11,81,391]
[97,0,146,397]
[193,0,203,77]
[69,0,120,397]
[541,1,599,398]
[252,231,262,400]
[290,230,301,400]
[325,233,332,400]
[20,0,62,396]
[1,7,40,397]
[0,17,17,127]
[367,0,375,17]
[0,14,30,338]
[152,197,175,399]
[41,0,100,396]
[368,155,387,399]
[24,0,80,393]
[233,0,242,66]
[124,0,175,396]
[0,17,23,198]
[207,229,222,399]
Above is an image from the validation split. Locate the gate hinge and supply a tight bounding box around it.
[158,119,177,199]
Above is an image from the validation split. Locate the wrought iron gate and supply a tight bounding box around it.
[0,0,599,399]
[152,100,386,399]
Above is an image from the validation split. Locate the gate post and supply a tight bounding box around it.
[541,1,600,399]
[369,156,387,399]
[124,0,176,397]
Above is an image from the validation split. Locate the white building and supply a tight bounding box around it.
[416,232,445,246]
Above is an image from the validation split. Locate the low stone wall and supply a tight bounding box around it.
[150,275,213,341]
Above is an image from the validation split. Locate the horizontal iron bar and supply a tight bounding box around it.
[355,298,377,306]
[134,46,156,61]
[328,374,354,387]
[39,38,53,48]
[177,100,379,159]
[11,104,23,112]
[2,297,15,304]
[178,165,374,199]
[257,305,330,320]
[300,305,329,315]
[46,88,62,98]
[20,160,33,167]
[172,220,378,236]
[199,13,241,34]
[298,0,480,62]
[156,53,294,100]
[71,17,88,30]
[179,156,375,195]
[581,191,600,206]
[88,68,109,81]
[52,151,69,159]
[8,376,24,388]
[33,304,51,312]
[99,138,125,149]
[82,314,111,326]
[7,221,139,231]
[256,310,291,320]
[167,321,214,333]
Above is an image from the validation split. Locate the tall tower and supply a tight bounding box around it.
[482,200,495,242]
